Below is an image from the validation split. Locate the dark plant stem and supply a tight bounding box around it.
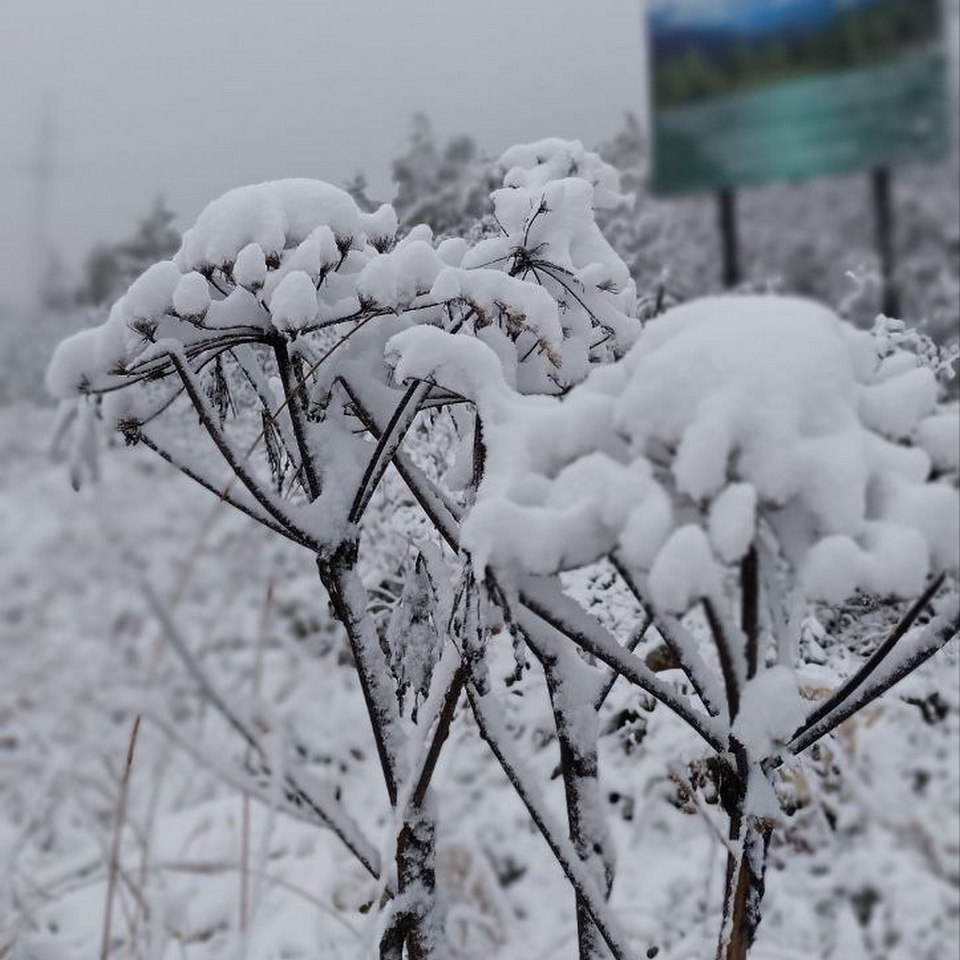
[716,745,768,960]
[741,546,759,680]
[274,339,321,500]
[317,546,402,806]
[411,666,465,808]
[318,543,445,958]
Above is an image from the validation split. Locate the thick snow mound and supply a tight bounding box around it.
[499,138,627,209]
[176,179,365,270]
[388,295,958,611]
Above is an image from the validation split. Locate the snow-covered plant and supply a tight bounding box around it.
[46,139,644,959]
[45,124,958,959]
[386,293,960,959]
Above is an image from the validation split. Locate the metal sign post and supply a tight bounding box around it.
[717,187,740,289]
[871,166,900,317]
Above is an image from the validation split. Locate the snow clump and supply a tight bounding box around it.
[388,295,959,612]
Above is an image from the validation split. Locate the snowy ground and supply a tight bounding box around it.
[1,401,958,959]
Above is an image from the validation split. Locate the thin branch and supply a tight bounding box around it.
[702,598,743,723]
[799,573,946,733]
[230,344,300,467]
[137,429,307,547]
[592,612,652,711]
[789,596,958,755]
[349,380,431,523]
[99,715,140,960]
[348,307,472,524]
[464,681,640,960]
[610,554,724,717]
[411,664,466,808]
[338,377,463,548]
[517,584,725,752]
[529,259,615,340]
[741,545,760,680]
[168,349,319,548]
[274,338,321,500]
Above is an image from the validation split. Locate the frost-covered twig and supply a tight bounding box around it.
[520,579,727,752]
[339,376,463,548]
[592,611,652,711]
[137,428,306,546]
[273,338,321,499]
[702,598,744,721]
[350,379,433,523]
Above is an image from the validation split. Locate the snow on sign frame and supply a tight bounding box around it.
[647,0,951,195]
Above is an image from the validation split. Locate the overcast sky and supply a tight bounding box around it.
[0,1,648,308]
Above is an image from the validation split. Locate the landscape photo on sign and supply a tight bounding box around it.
[648,0,949,194]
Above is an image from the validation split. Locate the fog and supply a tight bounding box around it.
[0,0,647,307]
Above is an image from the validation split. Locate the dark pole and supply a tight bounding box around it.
[717,187,740,289]
[871,166,900,317]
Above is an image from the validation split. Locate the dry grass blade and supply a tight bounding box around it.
[99,714,141,960]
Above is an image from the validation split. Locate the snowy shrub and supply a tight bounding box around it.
[46,133,958,960]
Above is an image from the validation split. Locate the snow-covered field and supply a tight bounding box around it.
[1,399,957,959]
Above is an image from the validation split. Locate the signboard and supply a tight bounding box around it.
[648,0,950,195]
